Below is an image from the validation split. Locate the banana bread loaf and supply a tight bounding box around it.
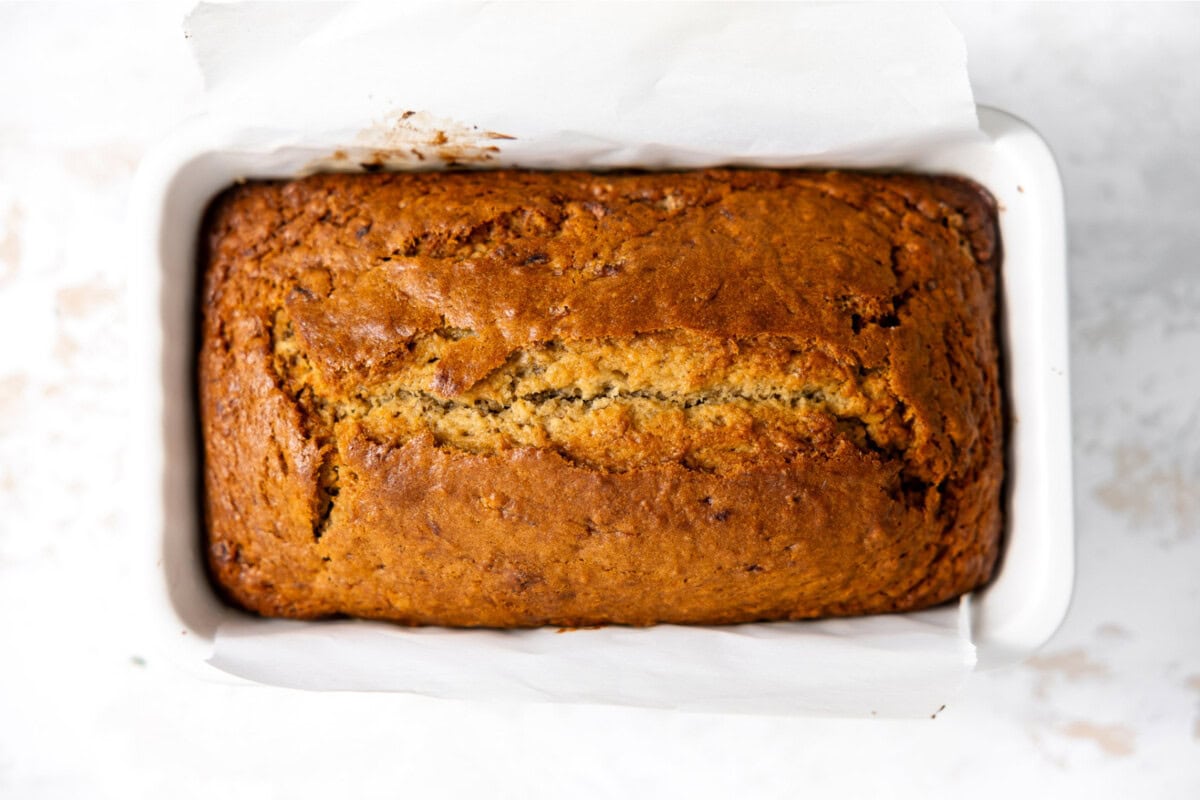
[199,168,1002,627]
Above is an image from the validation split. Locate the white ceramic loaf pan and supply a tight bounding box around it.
[131,107,1072,693]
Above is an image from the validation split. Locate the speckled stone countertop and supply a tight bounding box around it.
[1,4,1197,797]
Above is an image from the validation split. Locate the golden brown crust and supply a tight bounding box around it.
[199,169,1002,626]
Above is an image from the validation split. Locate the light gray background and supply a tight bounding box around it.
[1,3,1197,797]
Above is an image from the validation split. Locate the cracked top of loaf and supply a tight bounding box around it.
[199,168,1003,626]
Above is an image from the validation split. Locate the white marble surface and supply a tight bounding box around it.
[1,4,1197,797]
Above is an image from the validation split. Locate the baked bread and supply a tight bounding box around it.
[199,168,1002,627]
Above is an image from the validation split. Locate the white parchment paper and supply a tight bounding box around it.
[186,1,980,168]
[188,1,982,716]
[213,602,974,717]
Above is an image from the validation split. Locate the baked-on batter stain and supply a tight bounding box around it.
[304,110,514,174]
[199,169,1003,627]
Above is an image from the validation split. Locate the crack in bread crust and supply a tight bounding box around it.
[272,318,914,475]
